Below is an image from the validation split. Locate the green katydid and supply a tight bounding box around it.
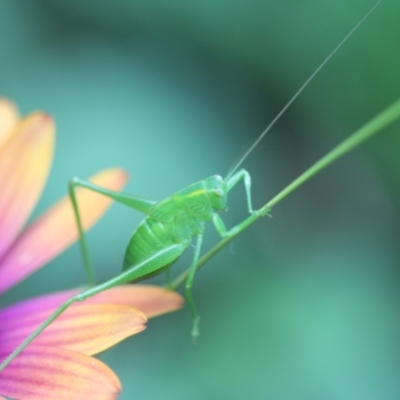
[1,0,392,372]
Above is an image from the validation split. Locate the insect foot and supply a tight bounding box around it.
[252,208,271,218]
[191,316,200,344]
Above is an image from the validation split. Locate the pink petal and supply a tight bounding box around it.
[0,98,19,150]
[1,303,147,355]
[0,168,128,294]
[0,285,183,323]
[0,346,121,400]
[0,112,54,260]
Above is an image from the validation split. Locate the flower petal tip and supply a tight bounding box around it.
[90,167,130,188]
[24,112,55,141]
[0,98,18,117]
[0,346,121,400]
[0,98,19,149]
[87,285,184,318]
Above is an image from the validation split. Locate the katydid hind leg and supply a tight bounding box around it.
[70,177,157,214]
[68,179,96,285]
[69,177,158,285]
[0,244,185,372]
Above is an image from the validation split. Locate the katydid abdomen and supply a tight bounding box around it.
[123,219,187,278]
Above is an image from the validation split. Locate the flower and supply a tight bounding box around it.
[0,98,183,400]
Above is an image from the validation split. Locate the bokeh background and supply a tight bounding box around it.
[1,1,400,399]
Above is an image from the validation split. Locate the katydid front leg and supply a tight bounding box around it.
[226,169,254,214]
[185,231,205,342]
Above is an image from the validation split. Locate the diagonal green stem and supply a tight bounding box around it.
[171,98,400,289]
[264,99,400,210]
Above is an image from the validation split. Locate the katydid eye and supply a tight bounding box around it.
[214,189,223,197]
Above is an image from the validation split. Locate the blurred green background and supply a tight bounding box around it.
[1,1,400,399]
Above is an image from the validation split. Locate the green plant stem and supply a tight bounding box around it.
[171,98,400,290]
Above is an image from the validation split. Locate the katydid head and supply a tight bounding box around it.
[205,175,227,212]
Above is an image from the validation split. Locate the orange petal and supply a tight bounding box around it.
[82,285,184,318]
[0,98,19,150]
[0,168,128,293]
[0,286,182,335]
[0,346,121,400]
[2,304,147,355]
[0,112,54,260]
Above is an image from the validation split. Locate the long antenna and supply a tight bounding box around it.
[227,0,382,179]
